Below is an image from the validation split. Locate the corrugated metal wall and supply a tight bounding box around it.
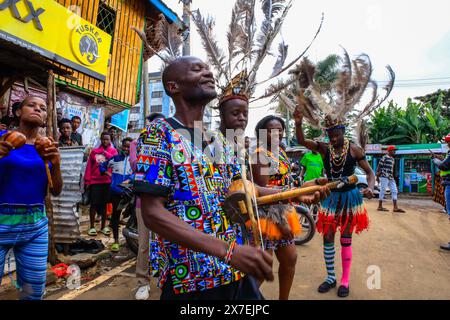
[51,147,85,244]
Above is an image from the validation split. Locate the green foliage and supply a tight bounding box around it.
[314,54,341,94]
[272,54,340,145]
[423,94,450,142]
[368,95,450,144]
[415,89,450,117]
[304,124,323,140]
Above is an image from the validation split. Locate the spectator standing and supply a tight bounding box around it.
[376,146,405,213]
[84,131,117,236]
[300,150,325,183]
[100,138,133,252]
[432,134,450,251]
[71,116,83,145]
[59,118,80,147]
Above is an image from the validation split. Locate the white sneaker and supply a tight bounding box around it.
[135,285,150,300]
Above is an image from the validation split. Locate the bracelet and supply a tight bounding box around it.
[224,239,237,264]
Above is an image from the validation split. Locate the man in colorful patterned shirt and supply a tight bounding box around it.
[134,57,328,300]
[376,146,405,213]
[133,57,276,300]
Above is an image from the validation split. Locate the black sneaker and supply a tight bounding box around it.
[440,243,450,251]
[337,285,350,297]
[318,280,336,293]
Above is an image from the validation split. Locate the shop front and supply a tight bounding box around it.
[0,0,182,261]
[0,0,112,144]
[366,143,447,194]
[1,0,182,144]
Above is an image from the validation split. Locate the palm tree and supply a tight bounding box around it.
[272,54,341,145]
[423,95,450,142]
[314,54,341,95]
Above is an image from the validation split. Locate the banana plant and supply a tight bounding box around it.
[423,95,450,142]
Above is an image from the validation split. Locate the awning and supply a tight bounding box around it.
[365,143,447,155]
[0,37,73,85]
[147,0,183,27]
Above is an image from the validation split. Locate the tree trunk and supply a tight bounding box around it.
[142,60,149,118]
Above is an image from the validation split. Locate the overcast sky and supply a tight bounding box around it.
[149,0,450,136]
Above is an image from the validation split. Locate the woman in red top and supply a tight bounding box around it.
[84,131,117,236]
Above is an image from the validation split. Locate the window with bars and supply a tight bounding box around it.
[151,105,163,113]
[96,1,116,52]
[151,91,163,98]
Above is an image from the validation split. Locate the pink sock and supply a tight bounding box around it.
[340,238,352,288]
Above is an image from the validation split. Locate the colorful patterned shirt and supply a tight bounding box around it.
[377,154,395,180]
[133,118,243,294]
[255,147,291,187]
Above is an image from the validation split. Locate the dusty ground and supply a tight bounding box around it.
[261,198,450,300]
[3,198,450,300]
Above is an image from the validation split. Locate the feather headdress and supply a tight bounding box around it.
[191,0,324,106]
[289,50,395,148]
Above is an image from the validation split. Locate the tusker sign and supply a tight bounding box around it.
[0,0,111,81]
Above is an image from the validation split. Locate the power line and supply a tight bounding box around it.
[391,82,450,88]
[394,85,450,88]
[381,76,450,82]
[376,76,450,87]
[374,79,450,88]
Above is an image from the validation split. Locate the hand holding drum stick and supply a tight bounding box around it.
[35,136,60,189]
[0,131,27,158]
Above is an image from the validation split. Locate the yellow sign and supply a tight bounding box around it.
[0,0,112,81]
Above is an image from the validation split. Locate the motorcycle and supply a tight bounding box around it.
[118,183,139,255]
[293,205,316,245]
[291,177,318,246]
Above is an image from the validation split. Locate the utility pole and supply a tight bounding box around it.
[286,109,291,147]
[143,59,150,119]
[180,0,191,56]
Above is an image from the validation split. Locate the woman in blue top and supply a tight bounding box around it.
[0,96,63,300]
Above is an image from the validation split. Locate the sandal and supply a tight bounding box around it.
[393,208,405,213]
[101,227,111,236]
[111,243,120,252]
[88,228,97,236]
[377,207,389,212]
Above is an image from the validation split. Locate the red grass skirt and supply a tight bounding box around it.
[316,188,370,235]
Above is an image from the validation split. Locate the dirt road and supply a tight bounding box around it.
[261,198,450,300]
[11,198,450,300]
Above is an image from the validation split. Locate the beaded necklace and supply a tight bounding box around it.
[329,139,349,178]
[256,147,291,186]
[267,148,290,186]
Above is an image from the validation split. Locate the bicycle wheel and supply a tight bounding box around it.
[294,205,316,245]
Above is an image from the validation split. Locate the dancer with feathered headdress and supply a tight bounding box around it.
[292,50,395,297]
[131,7,329,299]
[192,0,325,300]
